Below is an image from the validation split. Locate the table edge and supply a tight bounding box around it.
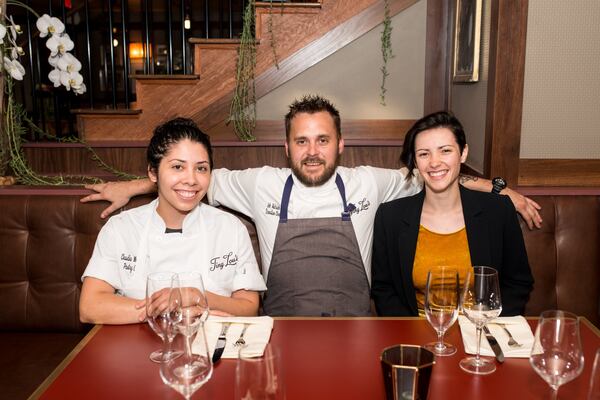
[27,324,103,400]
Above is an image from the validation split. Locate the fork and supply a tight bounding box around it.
[234,323,250,347]
[494,323,522,348]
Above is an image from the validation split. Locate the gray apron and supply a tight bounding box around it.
[262,174,371,316]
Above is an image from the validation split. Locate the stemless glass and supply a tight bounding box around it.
[459,266,502,375]
[423,266,460,356]
[160,281,213,400]
[146,271,179,363]
[236,344,285,400]
[530,310,585,400]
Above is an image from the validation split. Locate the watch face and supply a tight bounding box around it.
[493,177,506,188]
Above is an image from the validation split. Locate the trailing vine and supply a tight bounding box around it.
[4,77,141,185]
[228,0,257,141]
[267,0,280,70]
[380,0,394,106]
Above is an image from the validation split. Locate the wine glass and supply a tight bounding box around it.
[160,280,213,400]
[146,271,180,363]
[423,266,460,356]
[588,349,600,400]
[236,344,285,400]
[530,310,585,400]
[173,271,210,337]
[459,266,502,375]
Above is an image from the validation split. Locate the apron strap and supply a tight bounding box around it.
[280,173,354,223]
[279,175,294,223]
[335,174,354,221]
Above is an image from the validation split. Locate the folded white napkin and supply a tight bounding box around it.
[458,315,534,358]
[194,315,274,359]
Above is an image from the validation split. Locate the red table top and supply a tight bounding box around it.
[32,317,600,400]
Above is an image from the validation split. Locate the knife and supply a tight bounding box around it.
[482,325,505,363]
[212,322,231,363]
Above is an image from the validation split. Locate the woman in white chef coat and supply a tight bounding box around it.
[79,118,266,324]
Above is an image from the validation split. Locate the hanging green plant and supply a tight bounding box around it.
[267,0,280,70]
[380,0,394,106]
[228,0,257,142]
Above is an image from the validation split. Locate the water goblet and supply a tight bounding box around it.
[423,266,460,356]
[160,284,213,400]
[459,266,502,375]
[174,271,210,338]
[146,271,180,363]
[530,310,585,400]
[236,344,285,400]
[588,349,600,400]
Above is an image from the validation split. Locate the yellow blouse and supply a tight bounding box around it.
[412,225,473,316]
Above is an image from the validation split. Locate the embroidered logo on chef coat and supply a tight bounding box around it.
[210,251,239,271]
[120,253,137,275]
[265,202,280,217]
[349,197,371,216]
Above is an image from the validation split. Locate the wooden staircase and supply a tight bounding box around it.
[75,0,418,142]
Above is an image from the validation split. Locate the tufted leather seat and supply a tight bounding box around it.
[521,194,600,325]
[0,188,598,398]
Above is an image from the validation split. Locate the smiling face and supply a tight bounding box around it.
[414,127,468,194]
[148,139,211,228]
[285,111,344,186]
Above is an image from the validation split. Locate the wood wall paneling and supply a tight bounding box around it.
[484,0,529,184]
[424,0,451,114]
[519,159,600,187]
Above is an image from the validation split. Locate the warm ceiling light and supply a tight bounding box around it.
[129,42,145,59]
[184,14,191,30]
[113,38,119,47]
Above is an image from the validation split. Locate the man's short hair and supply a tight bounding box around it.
[284,95,341,140]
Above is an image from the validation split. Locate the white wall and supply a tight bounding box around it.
[520,0,600,159]
[256,0,427,121]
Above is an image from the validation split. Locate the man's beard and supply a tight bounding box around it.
[289,156,338,187]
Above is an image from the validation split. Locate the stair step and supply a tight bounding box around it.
[130,74,200,84]
[255,1,322,9]
[71,108,142,116]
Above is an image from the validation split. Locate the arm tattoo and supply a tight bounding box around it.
[459,175,479,185]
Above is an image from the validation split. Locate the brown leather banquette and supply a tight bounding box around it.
[0,186,598,399]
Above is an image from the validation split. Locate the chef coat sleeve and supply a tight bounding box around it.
[231,218,267,292]
[207,168,262,218]
[81,218,124,291]
[368,166,423,203]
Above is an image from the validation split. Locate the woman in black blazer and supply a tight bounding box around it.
[371,111,533,317]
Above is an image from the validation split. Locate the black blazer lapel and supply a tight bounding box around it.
[461,186,492,265]
[395,190,425,315]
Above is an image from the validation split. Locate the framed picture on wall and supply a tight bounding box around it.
[453,0,482,83]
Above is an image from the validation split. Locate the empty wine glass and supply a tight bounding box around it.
[236,344,285,400]
[423,266,460,356]
[174,271,210,338]
[459,266,502,375]
[530,310,585,400]
[588,349,600,400]
[146,271,180,363]
[160,280,213,400]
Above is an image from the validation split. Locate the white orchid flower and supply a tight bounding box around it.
[7,16,22,40]
[48,55,59,67]
[36,14,65,38]
[0,24,6,44]
[48,68,62,87]
[59,70,83,91]
[57,52,82,73]
[10,46,25,60]
[3,57,26,80]
[73,82,86,95]
[46,33,74,56]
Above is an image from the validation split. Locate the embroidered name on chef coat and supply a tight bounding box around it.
[120,253,137,275]
[265,202,280,216]
[210,252,239,271]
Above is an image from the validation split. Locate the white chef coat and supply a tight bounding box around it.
[82,199,266,300]
[207,166,422,283]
